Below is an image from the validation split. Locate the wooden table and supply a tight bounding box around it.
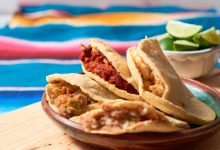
[1,69,220,150]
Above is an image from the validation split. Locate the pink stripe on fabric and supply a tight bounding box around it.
[0,36,139,59]
[19,2,44,6]
[0,87,45,91]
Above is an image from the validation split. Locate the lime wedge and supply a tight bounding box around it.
[166,20,203,40]
[157,33,172,41]
[157,33,174,50]
[193,27,220,48]
[173,40,199,51]
[202,27,220,44]
[193,35,213,48]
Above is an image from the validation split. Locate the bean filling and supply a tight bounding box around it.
[82,105,151,132]
[50,82,93,118]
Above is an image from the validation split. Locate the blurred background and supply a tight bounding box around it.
[1,0,220,13]
[1,0,220,27]
[1,0,220,115]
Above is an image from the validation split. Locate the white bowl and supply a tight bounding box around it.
[163,46,220,79]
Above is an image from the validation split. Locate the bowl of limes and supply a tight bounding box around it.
[157,20,220,79]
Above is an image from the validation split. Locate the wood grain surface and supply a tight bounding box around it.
[0,73,220,150]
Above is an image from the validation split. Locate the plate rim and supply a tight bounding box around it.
[41,75,220,145]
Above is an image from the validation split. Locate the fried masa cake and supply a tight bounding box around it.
[70,100,190,134]
[126,37,216,125]
[46,73,121,118]
[79,39,142,101]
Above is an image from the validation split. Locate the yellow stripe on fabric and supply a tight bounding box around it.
[9,12,210,28]
[9,12,163,27]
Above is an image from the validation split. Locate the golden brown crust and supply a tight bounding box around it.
[89,39,131,81]
[80,39,142,100]
[46,73,121,118]
[82,64,142,101]
[46,73,121,102]
[70,100,190,134]
[127,38,216,125]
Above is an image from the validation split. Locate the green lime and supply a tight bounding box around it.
[173,40,199,51]
[166,20,203,40]
[157,33,172,41]
[193,27,220,48]
[157,33,174,50]
[193,35,213,49]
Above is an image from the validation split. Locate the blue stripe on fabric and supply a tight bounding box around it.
[0,25,166,42]
[217,62,220,68]
[0,58,219,88]
[0,91,44,114]
[1,17,220,42]
[0,63,82,87]
[20,4,216,15]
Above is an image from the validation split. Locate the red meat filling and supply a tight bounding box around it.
[79,45,138,95]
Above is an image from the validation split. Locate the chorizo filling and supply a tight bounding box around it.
[80,102,166,132]
[79,44,138,95]
[48,81,97,118]
[132,50,165,97]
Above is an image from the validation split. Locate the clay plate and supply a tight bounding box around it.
[41,76,220,150]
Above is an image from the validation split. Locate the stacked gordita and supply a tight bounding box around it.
[46,38,216,135]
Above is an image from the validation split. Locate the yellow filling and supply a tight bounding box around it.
[133,50,165,97]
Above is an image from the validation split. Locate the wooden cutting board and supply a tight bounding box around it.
[0,72,220,150]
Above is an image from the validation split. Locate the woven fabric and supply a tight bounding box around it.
[0,3,219,114]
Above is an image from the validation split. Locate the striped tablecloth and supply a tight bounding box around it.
[0,3,220,114]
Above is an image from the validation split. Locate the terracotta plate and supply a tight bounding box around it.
[41,76,220,150]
